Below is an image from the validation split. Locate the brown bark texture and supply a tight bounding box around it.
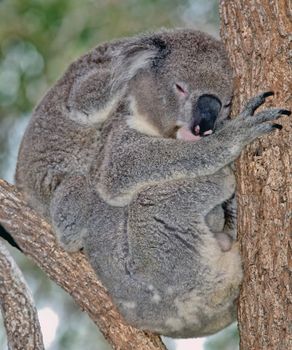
[0,179,166,350]
[0,242,44,350]
[219,1,292,350]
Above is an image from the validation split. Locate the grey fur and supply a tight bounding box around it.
[15,29,289,337]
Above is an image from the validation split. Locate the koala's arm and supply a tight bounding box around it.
[97,94,289,204]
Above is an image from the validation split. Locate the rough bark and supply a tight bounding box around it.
[219,1,291,349]
[0,179,166,350]
[0,242,44,350]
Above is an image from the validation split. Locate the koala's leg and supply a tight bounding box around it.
[78,172,240,337]
[50,176,92,252]
[120,175,241,336]
[126,169,236,279]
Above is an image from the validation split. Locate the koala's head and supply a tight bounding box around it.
[112,29,233,140]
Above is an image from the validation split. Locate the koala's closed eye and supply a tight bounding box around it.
[175,82,188,96]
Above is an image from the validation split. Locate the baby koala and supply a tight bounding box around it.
[15,29,290,337]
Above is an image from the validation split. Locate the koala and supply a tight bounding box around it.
[15,29,290,338]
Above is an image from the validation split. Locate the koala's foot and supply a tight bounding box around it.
[222,196,237,241]
[215,232,233,252]
[51,201,87,253]
[52,215,86,252]
[50,176,90,252]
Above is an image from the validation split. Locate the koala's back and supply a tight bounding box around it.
[15,39,125,215]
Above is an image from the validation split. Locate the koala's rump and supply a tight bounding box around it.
[86,178,241,337]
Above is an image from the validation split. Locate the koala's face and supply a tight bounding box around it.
[126,30,233,141]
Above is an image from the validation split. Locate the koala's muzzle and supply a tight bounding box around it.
[192,95,221,136]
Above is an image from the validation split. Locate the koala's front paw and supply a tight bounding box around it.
[224,92,290,149]
[239,91,290,139]
[239,91,275,118]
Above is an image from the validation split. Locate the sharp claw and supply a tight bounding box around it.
[262,91,274,98]
[279,109,291,116]
[272,123,282,130]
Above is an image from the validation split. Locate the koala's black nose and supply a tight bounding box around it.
[192,95,222,136]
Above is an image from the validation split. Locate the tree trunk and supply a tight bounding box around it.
[219,1,291,349]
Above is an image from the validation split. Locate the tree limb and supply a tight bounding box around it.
[0,179,166,350]
[0,241,45,350]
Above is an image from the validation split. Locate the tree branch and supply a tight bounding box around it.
[0,241,44,350]
[0,179,166,350]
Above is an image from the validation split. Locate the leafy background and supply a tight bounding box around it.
[0,1,238,349]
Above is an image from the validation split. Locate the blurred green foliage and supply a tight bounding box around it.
[0,1,239,349]
[0,0,189,119]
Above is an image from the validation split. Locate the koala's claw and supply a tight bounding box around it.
[272,123,283,130]
[241,108,290,141]
[251,108,291,124]
[227,104,290,146]
[279,109,291,116]
[240,91,274,117]
[262,91,274,98]
[252,123,278,138]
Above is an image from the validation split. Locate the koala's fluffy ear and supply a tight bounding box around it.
[111,36,168,92]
